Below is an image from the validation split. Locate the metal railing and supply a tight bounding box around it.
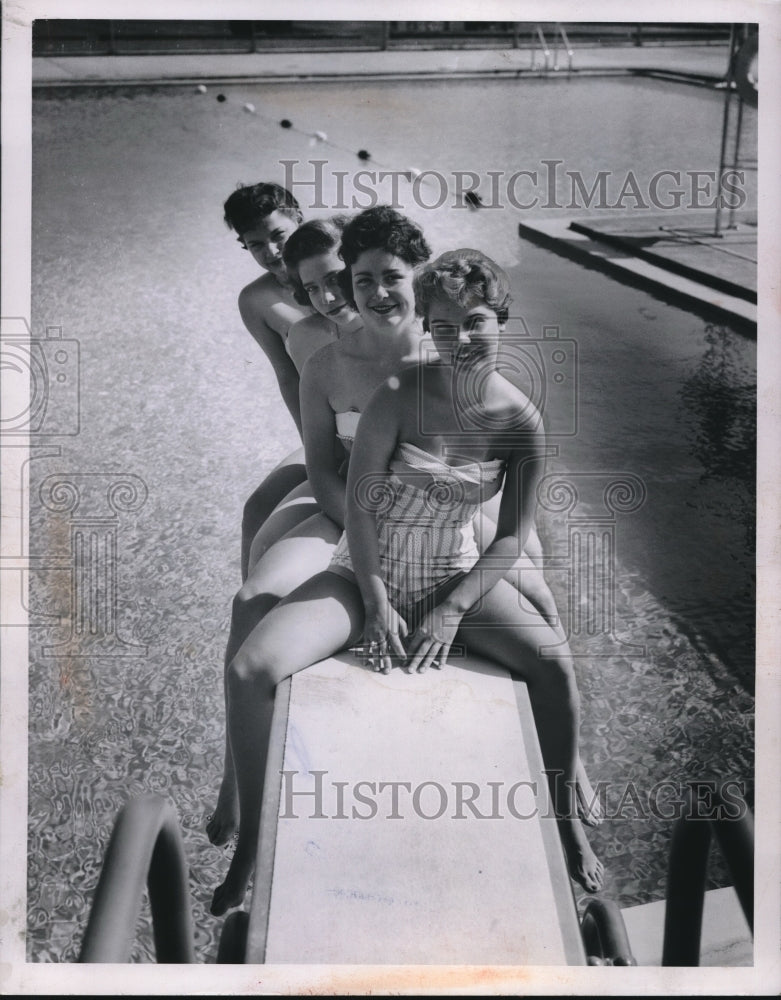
[79,794,196,963]
[32,21,733,58]
[661,781,753,966]
[581,898,637,965]
[714,24,758,235]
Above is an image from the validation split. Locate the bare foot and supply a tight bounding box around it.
[210,846,254,917]
[558,816,604,894]
[576,758,604,828]
[206,776,239,846]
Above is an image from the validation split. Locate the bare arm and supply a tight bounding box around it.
[344,382,408,665]
[238,287,302,436]
[442,427,546,616]
[407,399,548,673]
[300,354,348,528]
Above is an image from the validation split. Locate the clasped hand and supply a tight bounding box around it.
[361,600,462,675]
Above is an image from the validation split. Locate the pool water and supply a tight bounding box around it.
[28,76,755,962]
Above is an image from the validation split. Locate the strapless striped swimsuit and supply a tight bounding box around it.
[329,441,505,614]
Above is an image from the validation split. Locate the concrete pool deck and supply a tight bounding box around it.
[517,214,757,332]
[32,42,732,87]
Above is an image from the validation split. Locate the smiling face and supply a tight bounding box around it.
[241,210,300,277]
[297,250,358,328]
[351,250,418,334]
[426,293,503,367]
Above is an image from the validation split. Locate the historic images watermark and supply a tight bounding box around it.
[279,771,749,823]
[281,158,748,213]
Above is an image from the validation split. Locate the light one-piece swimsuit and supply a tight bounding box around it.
[329,440,505,616]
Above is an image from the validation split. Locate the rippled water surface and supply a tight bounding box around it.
[27,76,756,963]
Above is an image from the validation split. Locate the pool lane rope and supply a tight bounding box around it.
[202,85,459,197]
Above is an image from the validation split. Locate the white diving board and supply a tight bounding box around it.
[246,653,586,966]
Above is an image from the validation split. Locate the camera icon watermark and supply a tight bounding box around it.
[1,317,80,436]
[415,322,578,441]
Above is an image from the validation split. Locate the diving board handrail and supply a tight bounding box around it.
[531,25,551,73]
[580,898,637,965]
[79,793,195,963]
[661,780,754,966]
[553,24,574,74]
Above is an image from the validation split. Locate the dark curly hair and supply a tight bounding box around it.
[223,182,303,237]
[282,215,351,306]
[414,249,512,326]
[336,206,431,306]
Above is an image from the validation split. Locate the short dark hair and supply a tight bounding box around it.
[282,215,351,306]
[223,182,303,236]
[337,206,431,305]
[414,249,512,326]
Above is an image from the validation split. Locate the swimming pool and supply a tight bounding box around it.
[27,75,755,961]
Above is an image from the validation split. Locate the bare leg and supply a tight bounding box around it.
[210,571,365,916]
[241,449,308,581]
[576,757,604,827]
[455,579,604,894]
[480,493,545,569]
[472,512,600,822]
[473,510,558,625]
[247,479,322,575]
[207,513,342,847]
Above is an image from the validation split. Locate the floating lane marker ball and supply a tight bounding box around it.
[196,84,207,94]
[243,103,256,113]
[357,149,371,160]
[216,94,227,102]
[465,191,483,209]
[406,167,422,181]
[313,130,328,142]
[280,119,292,128]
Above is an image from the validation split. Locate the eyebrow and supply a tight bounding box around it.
[354,267,404,278]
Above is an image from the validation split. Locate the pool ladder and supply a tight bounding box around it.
[76,792,635,964]
[77,780,752,964]
[531,23,574,76]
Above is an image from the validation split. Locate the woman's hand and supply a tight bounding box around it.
[362,601,409,674]
[406,601,464,674]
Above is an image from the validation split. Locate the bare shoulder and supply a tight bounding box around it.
[300,337,340,389]
[239,274,310,336]
[493,374,544,430]
[370,364,424,411]
[287,314,337,372]
[238,273,279,310]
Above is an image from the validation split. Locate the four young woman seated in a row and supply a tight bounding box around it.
[209,187,604,917]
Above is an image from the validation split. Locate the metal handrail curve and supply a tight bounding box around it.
[662,780,753,966]
[79,793,196,963]
[581,898,637,965]
[553,24,574,74]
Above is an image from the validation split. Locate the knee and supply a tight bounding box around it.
[227,651,275,695]
[234,581,259,610]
